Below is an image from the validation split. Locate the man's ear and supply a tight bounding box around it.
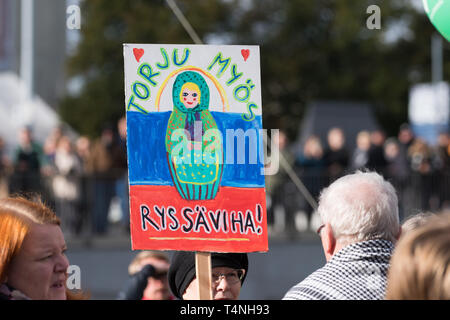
[321,223,336,262]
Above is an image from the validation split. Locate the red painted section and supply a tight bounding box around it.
[129,185,268,252]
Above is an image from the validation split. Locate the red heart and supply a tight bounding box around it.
[241,49,250,61]
[133,48,144,63]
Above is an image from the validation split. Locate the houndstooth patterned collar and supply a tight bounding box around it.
[283,239,394,300]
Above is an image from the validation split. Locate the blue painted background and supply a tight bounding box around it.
[127,111,265,188]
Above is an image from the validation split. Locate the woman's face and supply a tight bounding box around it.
[6,224,69,300]
[181,88,200,109]
[183,266,243,300]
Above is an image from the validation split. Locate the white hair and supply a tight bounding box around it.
[318,170,399,243]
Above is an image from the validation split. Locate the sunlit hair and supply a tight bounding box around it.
[401,212,434,236]
[180,82,201,104]
[386,212,450,300]
[318,170,399,243]
[128,250,170,275]
[0,196,88,300]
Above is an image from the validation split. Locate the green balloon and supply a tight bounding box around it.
[423,0,450,41]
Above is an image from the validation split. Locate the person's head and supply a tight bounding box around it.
[56,136,73,154]
[384,138,400,160]
[408,138,430,156]
[304,135,323,158]
[75,136,90,159]
[401,212,434,236]
[386,212,450,300]
[398,123,414,145]
[317,170,400,261]
[370,130,385,147]
[43,136,58,156]
[19,127,33,147]
[327,127,345,151]
[128,250,171,300]
[168,252,248,300]
[180,82,201,109]
[0,196,70,300]
[356,131,371,151]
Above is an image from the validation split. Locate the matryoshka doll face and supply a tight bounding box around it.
[180,83,201,109]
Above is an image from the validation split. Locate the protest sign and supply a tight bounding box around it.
[123,44,268,253]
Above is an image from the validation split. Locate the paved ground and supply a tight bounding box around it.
[66,226,325,300]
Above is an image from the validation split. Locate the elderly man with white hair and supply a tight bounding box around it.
[283,170,401,300]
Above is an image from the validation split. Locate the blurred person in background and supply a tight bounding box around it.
[295,135,326,230]
[75,136,92,235]
[384,138,409,220]
[43,126,64,168]
[168,252,248,300]
[86,125,116,235]
[283,171,401,300]
[0,196,87,300]
[394,124,415,219]
[75,136,91,171]
[323,127,349,183]
[41,126,67,207]
[408,138,434,212]
[384,138,407,180]
[117,250,173,300]
[386,211,450,300]
[349,130,371,171]
[398,123,415,158]
[366,129,387,174]
[9,127,47,196]
[52,136,82,236]
[113,116,130,233]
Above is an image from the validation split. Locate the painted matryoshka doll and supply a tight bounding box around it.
[165,71,223,200]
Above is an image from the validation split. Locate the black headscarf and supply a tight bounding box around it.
[168,251,248,300]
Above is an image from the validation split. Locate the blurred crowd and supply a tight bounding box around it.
[0,117,129,237]
[266,124,450,235]
[1,119,449,238]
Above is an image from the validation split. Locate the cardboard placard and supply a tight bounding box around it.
[123,44,268,253]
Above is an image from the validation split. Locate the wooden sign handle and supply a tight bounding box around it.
[195,252,212,300]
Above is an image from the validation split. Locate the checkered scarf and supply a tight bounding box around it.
[0,283,30,300]
[283,239,394,300]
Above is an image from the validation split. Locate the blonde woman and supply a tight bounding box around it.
[386,212,450,299]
